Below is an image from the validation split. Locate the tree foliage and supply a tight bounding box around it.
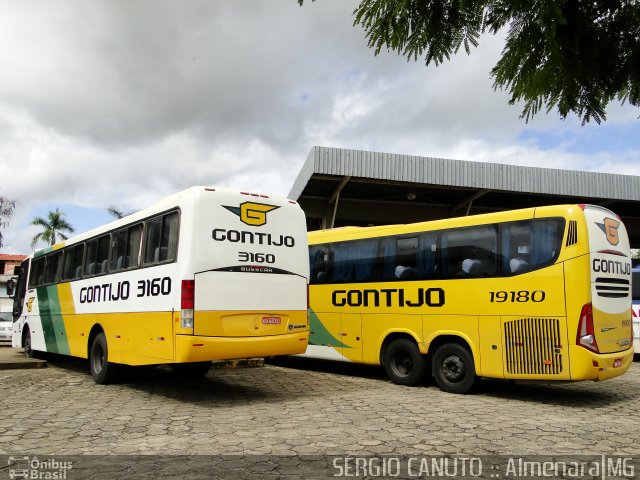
[299,0,640,124]
[106,206,132,220]
[31,209,75,249]
[0,196,16,249]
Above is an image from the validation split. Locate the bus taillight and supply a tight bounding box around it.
[577,302,599,353]
[181,280,195,329]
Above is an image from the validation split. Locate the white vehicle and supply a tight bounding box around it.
[11,186,309,383]
[0,312,12,345]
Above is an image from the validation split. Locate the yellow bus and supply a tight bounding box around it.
[11,186,309,383]
[303,204,633,393]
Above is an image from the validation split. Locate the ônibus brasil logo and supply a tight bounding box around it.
[223,201,279,227]
[596,217,620,246]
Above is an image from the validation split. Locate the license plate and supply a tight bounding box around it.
[262,317,281,325]
[613,358,622,368]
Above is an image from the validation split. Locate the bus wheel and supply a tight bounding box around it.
[23,329,35,358]
[89,333,119,385]
[383,338,427,386]
[171,361,212,378]
[433,343,477,394]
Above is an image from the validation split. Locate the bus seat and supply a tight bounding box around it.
[461,259,480,275]
[87,262,96,275]
[100,260,108,274]
[116,256,124,269]
[395,265,416,279]
[510,257,529,273]
[75,266,83,278]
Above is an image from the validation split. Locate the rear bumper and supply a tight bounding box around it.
[175,332,308,363]
[569,346,634,381]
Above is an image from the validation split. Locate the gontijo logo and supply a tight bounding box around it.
[223,202,279,227]
[596,217,621,246]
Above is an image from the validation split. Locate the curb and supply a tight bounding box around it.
[0,348,47,370]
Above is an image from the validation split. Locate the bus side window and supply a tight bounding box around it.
[530,219,564,267]
[417,233,437,279]
[96,235,110,275]
[501,218,564,275]
[29,257,45,288]
[394,237,418,279]
[441,226,497,278]
[110,228,128,271]
[144,212,179,265]
[43,251,63,285]
[159,212,179,262]
[330,239,377,283]
[85,239,98,276]
[62,244,85,281]
[143,217,162,264]
[126,224,142,268]
[501,221,532,274]
[309,245,329,284]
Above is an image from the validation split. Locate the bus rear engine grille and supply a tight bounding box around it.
[504,318,563,375]
[594,277,630,298]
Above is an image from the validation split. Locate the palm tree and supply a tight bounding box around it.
[106,205,134,219]
[31,209,75,248]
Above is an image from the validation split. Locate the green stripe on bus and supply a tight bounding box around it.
[36,286,70,355]
[308,308,351,349]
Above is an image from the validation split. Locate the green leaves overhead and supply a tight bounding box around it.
[299,0,640,124]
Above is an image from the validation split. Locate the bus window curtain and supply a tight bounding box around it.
[354,239,377,282]
[531,220,559,266]
[500,226,512,274]
[417,233,437,279]
[380,237,396,281]
[331,242,355,282]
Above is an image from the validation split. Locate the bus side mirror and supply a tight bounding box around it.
[6,278,16,298]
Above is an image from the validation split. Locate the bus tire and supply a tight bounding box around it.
[171,361,212,378]
[23,328,35,358]
[432,343,477,394]
[89,333,119,385]
[383,338,427,386]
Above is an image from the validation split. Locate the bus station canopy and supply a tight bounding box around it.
[289,146,640,249]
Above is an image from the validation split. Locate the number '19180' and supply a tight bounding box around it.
[489,290,545,303]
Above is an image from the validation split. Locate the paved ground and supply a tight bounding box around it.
[1,351,639,478]
[0,351,639,458]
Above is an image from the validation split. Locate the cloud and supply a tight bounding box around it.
[0,0,638,254]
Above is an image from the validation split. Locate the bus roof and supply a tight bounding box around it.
[31,186,295,257]
[308,204,588,243]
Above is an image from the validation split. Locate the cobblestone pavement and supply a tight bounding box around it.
[0,355,639,459]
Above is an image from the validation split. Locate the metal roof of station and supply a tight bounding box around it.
[289,146,640,248]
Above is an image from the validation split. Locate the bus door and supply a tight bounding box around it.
[12,259,30,321]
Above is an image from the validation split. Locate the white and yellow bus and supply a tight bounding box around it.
[11,186,309,383]
[304,204,633,393]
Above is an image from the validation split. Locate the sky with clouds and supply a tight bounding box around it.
[1,0,638,254]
